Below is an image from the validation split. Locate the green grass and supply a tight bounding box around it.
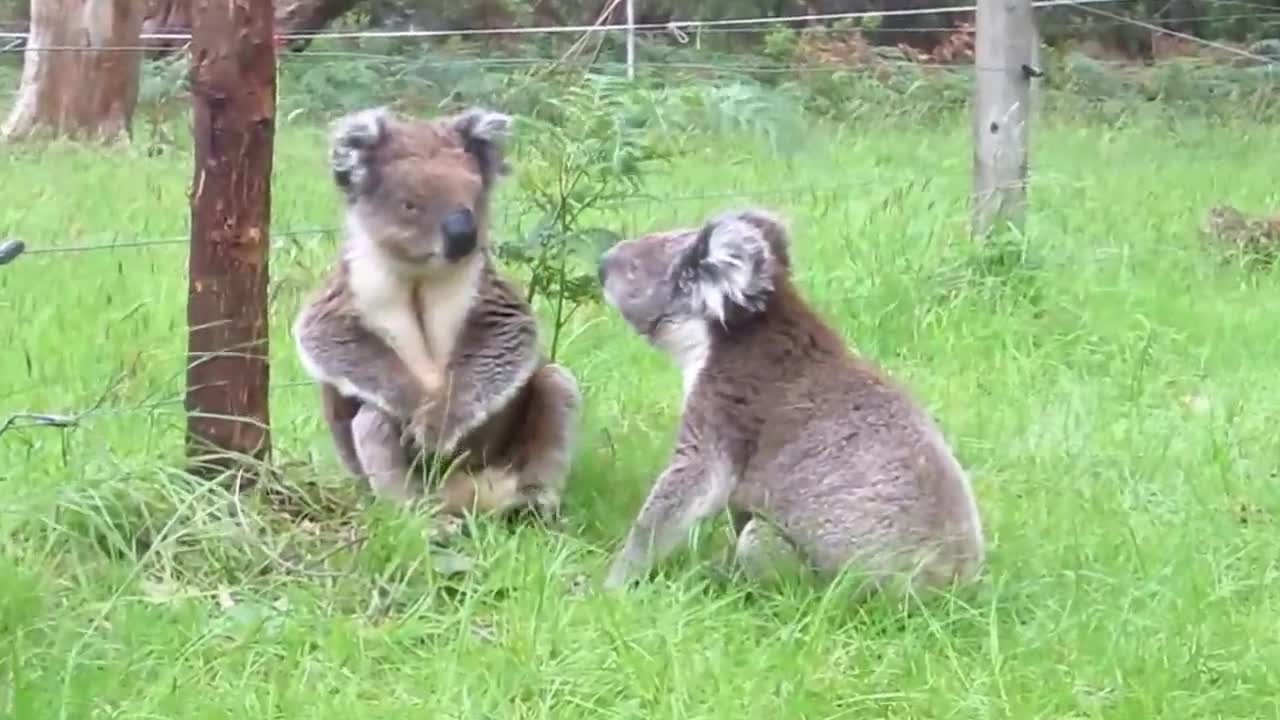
[2,111,1279,718]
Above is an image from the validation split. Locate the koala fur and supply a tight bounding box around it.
[1200,204,1280,266]
[293,105,582,519]
[596,207,985,596]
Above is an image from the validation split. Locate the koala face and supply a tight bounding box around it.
[599,208,792,344]
[329,106,512,270]
[598,229,702,340]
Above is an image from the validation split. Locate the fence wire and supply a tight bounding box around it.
[0,0,1130,43]
[0,0,1277,442]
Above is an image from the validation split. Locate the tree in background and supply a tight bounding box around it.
[2,0,144,142]
[0,0,366,143]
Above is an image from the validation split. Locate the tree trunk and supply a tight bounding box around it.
[184,0,275,481]
[2,0,144,143]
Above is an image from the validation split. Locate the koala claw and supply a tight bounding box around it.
[426,514,466,545]
[404,400,444,450]
[601,556,638,592]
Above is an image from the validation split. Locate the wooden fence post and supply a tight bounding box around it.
[972,0,1036,237]
[185,0,276,480]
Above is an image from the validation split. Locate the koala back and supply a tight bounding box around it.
[602,208,985,590]
[692,281,984,588]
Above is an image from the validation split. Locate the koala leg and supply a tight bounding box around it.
[733,517,810,586]
[505,363,583,518]
[434,465,521,516]
[320,384,364,477]
[350,405,418,502]
[603,456,733,590]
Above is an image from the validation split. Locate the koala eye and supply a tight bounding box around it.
[402,200,418,213]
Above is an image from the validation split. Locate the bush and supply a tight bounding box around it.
[498,79,671,360]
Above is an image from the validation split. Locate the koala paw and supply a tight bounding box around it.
[602,554,639,592]
[426,514,466,545]
[404,400,445,450]
[518,488,563,525]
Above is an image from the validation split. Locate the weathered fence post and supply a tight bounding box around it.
[185,0,276,480]
[972,0,1036,236]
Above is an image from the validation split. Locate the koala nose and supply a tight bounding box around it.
[441,207,478,261]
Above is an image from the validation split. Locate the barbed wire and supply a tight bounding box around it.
[285,56,995,73]
[2,0,1277,443]
[0,0,1268,34]
[646,11,1279,34]
[11,227,338,258]
[0,5,1270,269]
[1,175,930,262]
[0,166,953,432]
[0,379,322,438]
[0,0,1272,51]
[0,16,1273,74]
[256,51,1271,74]
[5,46,1266,108]
[1066,0,1279,63]
[1,12,1277,54]
[0,0,1130,43]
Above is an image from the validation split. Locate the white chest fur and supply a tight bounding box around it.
[344,232,482,389]
[657,318,711,405]
[414,258,483,363]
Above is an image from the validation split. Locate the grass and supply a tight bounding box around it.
[2,108,1280,718]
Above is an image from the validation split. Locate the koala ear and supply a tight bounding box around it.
[684,210,782,324]
[733,207,792,269]
[329,106,390,197]
[451,107,513,188]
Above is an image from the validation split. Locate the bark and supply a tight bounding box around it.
[185,0,275,479]
[2,0,144,143]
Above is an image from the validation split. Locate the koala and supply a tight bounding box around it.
[292,105,582,520]
[596,207,985,597]
[1200,204,1280,266]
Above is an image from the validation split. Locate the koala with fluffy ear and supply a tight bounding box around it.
[292,106,582,520]
[596,207,985,596]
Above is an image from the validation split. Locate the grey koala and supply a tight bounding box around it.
[596,207,985,596]
[292,105,581,519]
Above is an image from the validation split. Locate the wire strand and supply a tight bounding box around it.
[0,0,1131,42]
[16,228,338,257]
[1065,0,1280,64]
